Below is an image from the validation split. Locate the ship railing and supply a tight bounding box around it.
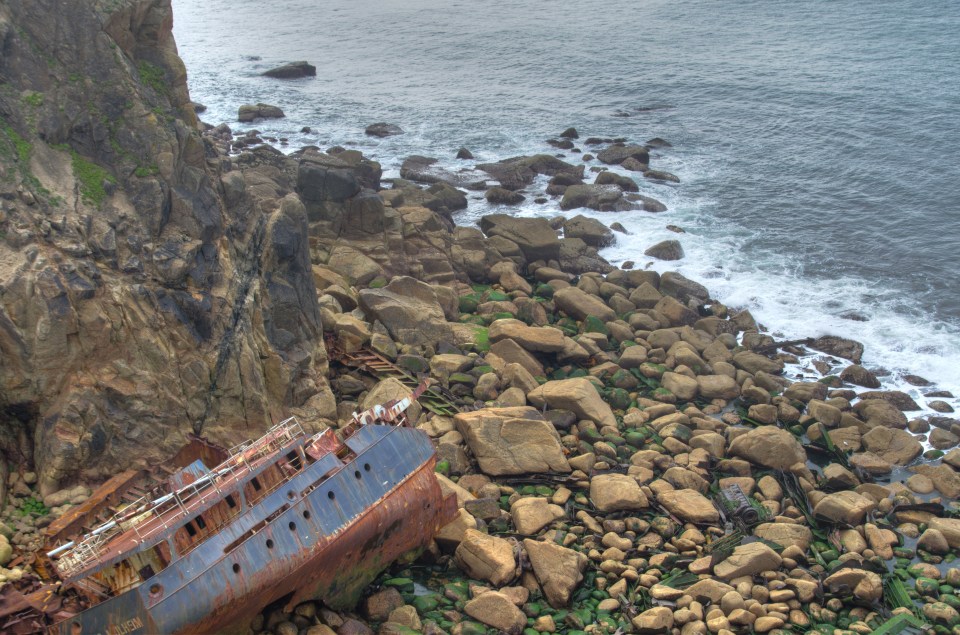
[52,418,306,578]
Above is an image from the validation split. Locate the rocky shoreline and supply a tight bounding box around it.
[1,1,959,634]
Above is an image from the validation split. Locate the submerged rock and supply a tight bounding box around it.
[262,61,316,78]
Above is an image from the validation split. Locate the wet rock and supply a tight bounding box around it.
[262,61,316,78]
[454,529,517,586]
[859,390,921,411]
[643,169,680,182]
[560,127,579,139]
[594,170,639,192]
[927,518,960,549]
[454,407,570,475]
[563,215,615,248]
[728,426,806,469]
[597,144,650,166]
[659,272,709,304]
[644,239,684,261]
[732,351,785,375]
[839,364,881,388]
[477,154,582,190]
[238,103,285,122]
[918,528,950,554]
[810,336,864,363]
[485,187,525,205]
[626,193,668,212]
[365,122,404,137]
[559,184,627,211]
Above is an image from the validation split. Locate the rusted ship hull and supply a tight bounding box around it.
[46,424,454,635]
[185,457,449,634]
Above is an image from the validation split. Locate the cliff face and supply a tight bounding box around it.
[0,0,331,494]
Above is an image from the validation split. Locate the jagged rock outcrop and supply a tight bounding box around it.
[0,0,329,492]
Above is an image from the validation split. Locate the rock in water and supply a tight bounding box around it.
[644,239,684,260]
[262,61,316,78]
[238,103,285,122]
[365,122,404,137]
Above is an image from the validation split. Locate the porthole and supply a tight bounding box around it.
[303,510,312,519]
[266,539,274,549]
[328,491,335,500]
[355,470,362,479]
[364,463,371,472]
[287,490,295,500]
[149,583,162,596]
[289,521,297,531]
[232,563,241,574]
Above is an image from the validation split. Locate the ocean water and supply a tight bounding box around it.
[172,0,960,403]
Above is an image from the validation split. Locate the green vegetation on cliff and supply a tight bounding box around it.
[71,150,115,205]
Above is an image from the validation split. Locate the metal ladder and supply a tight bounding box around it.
[331,345,463,417]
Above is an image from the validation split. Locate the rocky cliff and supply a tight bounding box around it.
[0,0,329,494]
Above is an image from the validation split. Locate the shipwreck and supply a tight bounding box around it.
[0,381,456,634]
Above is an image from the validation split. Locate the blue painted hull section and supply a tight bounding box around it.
[54,425,442,635]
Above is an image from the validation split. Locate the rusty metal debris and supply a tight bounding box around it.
[0,380,455,634]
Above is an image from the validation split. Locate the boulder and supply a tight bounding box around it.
[464,592,526,633]
[597,144,650,166]
[685,579,737,604]
[661,372,699,401]
[559,184,628,211]
[528,378,617,428]
[927,518,960,549]
[360,378,422,425]
[813,491,877,525]
[631,607,673,634]
[657,489,719,524]
[262,61,316,78]
[400,155,487,188]
[839,364,881,388]
[479,214,560,262]
[563,215,615,248]
[823,569,882,603]
[854,399,908,428]
[478,154,582,190]
[713,542,783,580]
[238,103,285,122]
[659,272,709,305]
[753,523,813,550]
[728,426,806,469]
[488,319,565,353]
[644,239,684,261]
[860,427,922,465]
[697,375,740,400]
[510,497,565,535]
[485,186,525,205]
[365,122,404,137]
[732,351,785,375]
[358,277,450,346]
[524,539,589,608]
[454,529,517,586]
[590,474,649,512]
[594,170,639,192]
[454,407,570,475]
[552,287,617,322]
[810,336,864,363]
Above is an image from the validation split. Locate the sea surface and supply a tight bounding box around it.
[172,0,960,403]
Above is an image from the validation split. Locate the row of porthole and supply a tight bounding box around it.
[230,508,315,574]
